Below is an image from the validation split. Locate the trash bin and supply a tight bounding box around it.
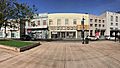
[85,37,89,44]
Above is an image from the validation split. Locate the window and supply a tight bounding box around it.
[0,32,3,36]
[111,23,113,26]
[90,30,93,36]
[49,19,53,25]
[110,27,113,30]
[65,19,69,25]
[28,20,30,26]
[102,20,105,23]
[103,25,105,27]
[95,24,97,27]
[73,19,77,25]
[90,19,93,22]
[99,24,101,27]
[38,20,40,25]
[32,21,36,27]
[43,20,46,25]
[115,28,118,30]
[57,19,61,25]
[116,16,118,22]
[99,20,101,23]
[111,16,113,21]
[116,23,118,26]
[11,33,15,37]
[95,19,97,22]
[90,24,93,27]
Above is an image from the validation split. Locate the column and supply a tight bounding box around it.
[76,31,77,39]
[60,32,61,38]
[49,31,51,39]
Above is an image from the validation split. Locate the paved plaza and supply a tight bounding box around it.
[0,41,120,68]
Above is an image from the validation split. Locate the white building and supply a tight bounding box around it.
[0,20,20,39]
[25,13,48,39]
[102,11,120,36]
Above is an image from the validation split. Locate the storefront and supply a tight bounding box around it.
[51,31,76,39]
[27,28,48,39]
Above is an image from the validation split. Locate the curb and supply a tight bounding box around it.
[0,42,40,52]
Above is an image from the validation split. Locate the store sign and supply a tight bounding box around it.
[52,32,57,34]
[77,25,89,30]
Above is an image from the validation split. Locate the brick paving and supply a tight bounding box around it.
[0,41,120,68]
[0,48,19,63]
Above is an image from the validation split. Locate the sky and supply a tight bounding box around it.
[17,0,120,15]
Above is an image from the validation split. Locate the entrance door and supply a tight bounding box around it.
[61,32,65,38]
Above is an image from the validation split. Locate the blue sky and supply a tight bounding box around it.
[18,0,120,15]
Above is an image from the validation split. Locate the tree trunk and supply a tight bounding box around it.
[4,22,7,39]
[20,19,26,39]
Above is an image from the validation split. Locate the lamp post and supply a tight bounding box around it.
[81,18,85,44]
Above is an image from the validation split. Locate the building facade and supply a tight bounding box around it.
[89,14,106,37]
[25,13,48,39]
[103,11,120,36]
[0,20,20,39]
[0,11,119,40]
[48,13,89,39]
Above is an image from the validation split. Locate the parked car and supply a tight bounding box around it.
[105,36,117,40]
[87,36,98,41]
[21,35,36,41]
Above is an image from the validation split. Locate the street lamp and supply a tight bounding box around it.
[81,18,85,44]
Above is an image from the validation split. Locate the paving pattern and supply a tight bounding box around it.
[0,41,120,68]
[0,48,18,63]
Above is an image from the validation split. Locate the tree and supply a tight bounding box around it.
[14,2,37,38]
[0,0,37,38]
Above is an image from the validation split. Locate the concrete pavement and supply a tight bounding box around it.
[0,41,120,68]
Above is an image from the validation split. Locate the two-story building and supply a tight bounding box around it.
[0,19,20,39]
[48,13,89,39]
[25,13,48,39]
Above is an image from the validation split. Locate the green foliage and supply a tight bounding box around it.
[0,0,37,38]
[0,0,37,27]
[0,40,33,48]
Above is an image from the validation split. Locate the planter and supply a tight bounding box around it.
[0,42,40,52]
[19,42,40,52]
